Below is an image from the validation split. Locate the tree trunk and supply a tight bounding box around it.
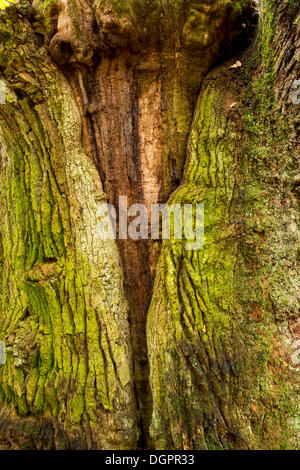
[0,0,299,450]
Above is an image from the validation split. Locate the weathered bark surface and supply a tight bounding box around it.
[44,0,246,440]
[0,0,298,449]
[0,1,139,449]
[148,0,300,449]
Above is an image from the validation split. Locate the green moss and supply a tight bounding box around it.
[0,0,16,11]
[0,4,138,449]
[147,0,299,450]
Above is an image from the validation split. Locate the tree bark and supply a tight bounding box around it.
[0,0,299,450]
[148,0,299,449]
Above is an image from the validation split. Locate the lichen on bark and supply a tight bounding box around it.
[0,0,298,450]
[0,2,138,449]
[147,0,299,450]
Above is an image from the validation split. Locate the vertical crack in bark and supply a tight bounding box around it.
[46,0,253,446]
[0,0,262,449]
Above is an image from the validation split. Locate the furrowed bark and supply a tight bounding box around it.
[0,0,298,450]
[0,3,138,449]
[147,0,299,450]
[44,0,247,442]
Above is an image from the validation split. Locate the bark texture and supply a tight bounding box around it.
[148,0,300,449]
[0,0,299,450]
[0,1,139,449]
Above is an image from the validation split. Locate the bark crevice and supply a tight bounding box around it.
[45,0,250,446]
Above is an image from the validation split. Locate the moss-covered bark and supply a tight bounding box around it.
[0,2,138,449]
[147,0,299,450]
[0,0,298,450]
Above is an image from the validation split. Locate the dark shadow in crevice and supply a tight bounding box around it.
[212,2,260,70]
